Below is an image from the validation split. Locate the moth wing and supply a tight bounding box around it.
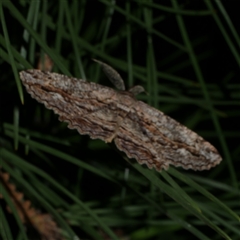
[114,101,222,171]
[20,70,120,142]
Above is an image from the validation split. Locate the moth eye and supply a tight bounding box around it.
[142,129,147,135]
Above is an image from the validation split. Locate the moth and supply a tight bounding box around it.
[19,60,222,171]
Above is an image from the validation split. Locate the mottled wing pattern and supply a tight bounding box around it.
[20,70,122,142]
[115,100,222,171]
[20,69,222,171]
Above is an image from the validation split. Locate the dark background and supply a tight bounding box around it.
[0,1,239,240]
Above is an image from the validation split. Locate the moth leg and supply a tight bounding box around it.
[128,85,147,96]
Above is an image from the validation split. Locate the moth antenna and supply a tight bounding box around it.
[93,59,125,91]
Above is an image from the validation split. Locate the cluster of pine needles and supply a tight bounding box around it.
[0,1,239,240]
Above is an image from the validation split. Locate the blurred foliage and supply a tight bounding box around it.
[0,1,239,240]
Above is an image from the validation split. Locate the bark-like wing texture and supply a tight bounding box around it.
[20,69,222,172]
[114,100,222,171]
[20,70,121,142]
